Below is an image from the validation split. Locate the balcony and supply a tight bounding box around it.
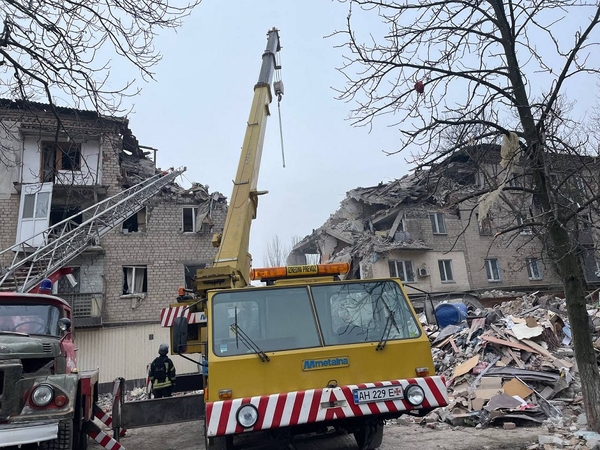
[60,292,103,328]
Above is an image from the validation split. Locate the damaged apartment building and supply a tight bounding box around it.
[0,100,227,385]
[291,143,600,304]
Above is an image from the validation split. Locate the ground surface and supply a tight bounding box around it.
[90,420,539,450]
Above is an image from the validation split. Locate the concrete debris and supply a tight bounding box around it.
[424,291,600,448]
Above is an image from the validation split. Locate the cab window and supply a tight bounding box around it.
[211,287,321,357]
[0,304,62,335]
[312,281,421,345]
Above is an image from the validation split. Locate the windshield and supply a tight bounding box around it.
[312,281,421,345]
[211,280,421,356]
[212,287,321,356]
[0,304,62,336]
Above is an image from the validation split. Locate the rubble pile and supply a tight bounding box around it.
[423,291,600,449]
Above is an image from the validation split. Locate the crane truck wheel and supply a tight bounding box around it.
[353,420,384,450]
[40,419,73,450]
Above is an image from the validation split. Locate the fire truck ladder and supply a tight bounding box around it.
[0,167,186,293]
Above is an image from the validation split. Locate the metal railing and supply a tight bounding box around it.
[0,167,186,292]
[60,292,104,318]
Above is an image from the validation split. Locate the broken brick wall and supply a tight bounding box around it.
[100,195,227,323]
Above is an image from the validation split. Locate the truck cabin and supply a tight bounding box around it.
[0,293,72,336]
[211,278,422,357]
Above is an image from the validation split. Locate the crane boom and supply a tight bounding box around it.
[194,28,282,296]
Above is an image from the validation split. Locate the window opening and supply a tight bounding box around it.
[526,258,543,280]
[50,206,81,228]
[438,260,454,282]
[58,267,81,294]
[477,213,493,236]
[429,213,446,234]
[388,260,415,282]
[517,215,532,235]
[122,266,147,294]
[123,208,147,233]
[42,141,82,182]
[182,207,199,233]
[485,259,501,281]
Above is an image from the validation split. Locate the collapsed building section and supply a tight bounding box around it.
[291,144,600,304]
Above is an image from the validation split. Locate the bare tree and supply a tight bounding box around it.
[334,0,600,430]
[262,235,319,267]
[263,235,287,267]
[0,0,200,116]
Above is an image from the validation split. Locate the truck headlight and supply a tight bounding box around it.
[236,404,259,428]
[405,385,425,406]
[31,384,54,407]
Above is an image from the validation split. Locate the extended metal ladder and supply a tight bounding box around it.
[0,167,186,292]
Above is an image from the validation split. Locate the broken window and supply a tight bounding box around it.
[50,206,82,229]
[477,213,493,236]
[42,141,82,182]
[438,260,454,282]
[58,267,80,294]
[429,212,446,235]
[517,215,532,235]
[122,266,147,295]
[184,264,207,290]
[122,208,147,233]
[388,260,415,283]
[485,259,501,282]
[182,207,202,233]
[526,258,542,280]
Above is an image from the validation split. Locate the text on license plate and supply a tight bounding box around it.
[353,386,404,404]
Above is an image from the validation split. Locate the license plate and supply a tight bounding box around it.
[353,386,404,404]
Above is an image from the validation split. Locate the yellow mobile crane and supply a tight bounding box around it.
[167,28,449,450]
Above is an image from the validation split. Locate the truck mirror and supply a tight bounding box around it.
[173,316,188,353]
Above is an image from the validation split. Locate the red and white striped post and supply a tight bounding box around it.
[146,363,152,398]
[84,421,126,450]
[93,404,127,437]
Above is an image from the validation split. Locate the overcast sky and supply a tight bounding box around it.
[119,1,599,268]
[121,1,412,266]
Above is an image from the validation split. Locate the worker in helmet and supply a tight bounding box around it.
[148,343,176,398]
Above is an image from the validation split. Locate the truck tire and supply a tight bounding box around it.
[354,421,384,450]
[40,419,73,450]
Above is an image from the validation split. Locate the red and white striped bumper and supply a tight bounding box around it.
[206,376,448,437]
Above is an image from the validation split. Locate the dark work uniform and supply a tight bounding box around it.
[149,355,176,398]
